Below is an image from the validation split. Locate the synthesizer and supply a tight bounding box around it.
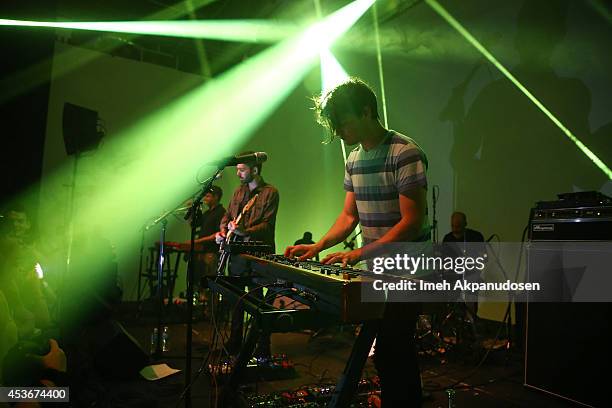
[241,254,385,323]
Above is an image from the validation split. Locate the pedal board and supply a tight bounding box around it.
[208,353,297,382]
[245,377,380,407]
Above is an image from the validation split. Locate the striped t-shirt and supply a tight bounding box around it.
[344,130,430,245]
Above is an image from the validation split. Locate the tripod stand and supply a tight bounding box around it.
[437,294,479,349]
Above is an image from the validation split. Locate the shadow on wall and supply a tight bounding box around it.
[444,0,608,240]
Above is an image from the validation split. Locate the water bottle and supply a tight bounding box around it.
[162,326,169,352]
[193,291,200,306]
[446,388,456,408]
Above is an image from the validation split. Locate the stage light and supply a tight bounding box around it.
[425,0,611,179]
[35,263,44,279]
[321,49,349,97]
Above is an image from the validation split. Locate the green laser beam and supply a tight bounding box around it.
[0,18,301,43]
[153,0,219,20]
[186,0,213,78]
[372,2,388,128]
[425,0,611,179]
[320,48,364,249]
[320,47,350,162]
[588,0,612,26]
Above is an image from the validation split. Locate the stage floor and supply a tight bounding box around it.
[90,301,576,408]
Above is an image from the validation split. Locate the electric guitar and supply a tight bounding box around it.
[217,193,259,274]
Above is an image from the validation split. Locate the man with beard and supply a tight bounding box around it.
[216,152,279,357]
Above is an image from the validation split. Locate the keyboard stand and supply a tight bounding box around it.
[328,320,377,407]
[209,276,380,407]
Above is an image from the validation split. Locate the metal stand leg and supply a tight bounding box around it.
[328,321,378,408]
[171,252,181,300]
[147,248,156,298]
[153,220,167,359]
[223,317,262,405]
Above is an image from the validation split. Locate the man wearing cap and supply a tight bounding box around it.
[217,152,279,250]
[216,151,279,357]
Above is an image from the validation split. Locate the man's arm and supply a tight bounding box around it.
[192,233,217,244]
[321,187,427,266]
[285,192,359,260]
[219,211,230,237]
[181,207,227,250]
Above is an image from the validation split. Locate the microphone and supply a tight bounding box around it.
[174,206,191,214]
[211,152,268,167]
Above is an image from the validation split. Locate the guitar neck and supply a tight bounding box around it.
[225,193,258,244]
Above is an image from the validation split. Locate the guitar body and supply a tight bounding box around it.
[216,193,259,275]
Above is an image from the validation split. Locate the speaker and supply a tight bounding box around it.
[525,197,612,407]
[62,102,103,155]
[525,302,611,407]
[88,320,149,380]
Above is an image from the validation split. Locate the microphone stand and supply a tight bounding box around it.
[145,208,176,359]
[183,167,223,408]
[136,224,146,319]
[432,185,439,244]
[143,182,215,359]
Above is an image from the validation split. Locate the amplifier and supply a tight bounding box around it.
[525,192,611,407]
[529,205,612,241]
[530,191,612,241]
